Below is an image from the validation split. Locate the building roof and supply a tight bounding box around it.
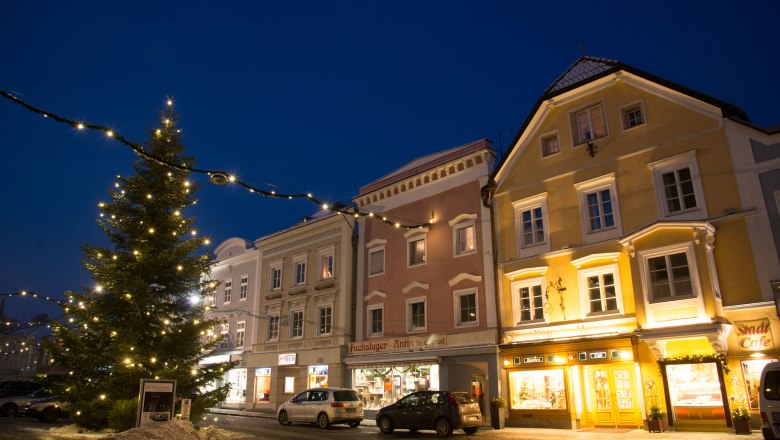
[492,55,753,180]
[357,139,492,196]
[545,56,619,94]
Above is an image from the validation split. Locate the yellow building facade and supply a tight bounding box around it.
[490,57,776,432]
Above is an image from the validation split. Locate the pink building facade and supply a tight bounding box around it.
[346,139,500,421]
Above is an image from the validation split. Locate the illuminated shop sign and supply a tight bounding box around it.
[735,318,773,351]
[349,334,447,354]
[590,351,608,360]
[279,353,297,365]
[524,355,544,364]
[255,368,271,376]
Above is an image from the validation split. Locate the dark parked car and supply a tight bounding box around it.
[0,380,42,398]
[376,391,482,438]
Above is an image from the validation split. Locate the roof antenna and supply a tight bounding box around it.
[579,41,585,57]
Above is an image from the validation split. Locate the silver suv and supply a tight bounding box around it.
[277,387,363,428]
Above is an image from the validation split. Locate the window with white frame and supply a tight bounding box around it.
[511,278,546,325]
[512,193,550,256]
[645,250,695,303]
[621,102,645,130]
[368,305,384,336]
[575,174,621,243]
[454,288,478,326]
[571,103,607,145]
[541,132,560,157]
[576,263,623,317]
[454,222,476,256]
[368,245,385,276]
[648,151,706,220]
[290,309,304,339]
[408,236,426,266]
[270,261,283,291]
[236,321,245,348]
[293,254,307,286]
[319,246,335,280]
[318,305,332,336]
[223,280,232,303]
[266,314,280,341]
[220,323,229,349]
[407,297,427,332]
[239,276,248,300]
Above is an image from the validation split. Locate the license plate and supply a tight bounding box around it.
[346,408,356,413]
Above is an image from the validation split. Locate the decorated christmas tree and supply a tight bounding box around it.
[43,104,233,430]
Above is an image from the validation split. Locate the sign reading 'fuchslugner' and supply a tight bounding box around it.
[349,334,447,354]
[735,318,774,351]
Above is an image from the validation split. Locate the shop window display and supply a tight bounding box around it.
[741,359,777,409]
[665,363,724,421]
[255,368,271,402]
[352,364,439,410]
[509,369,567,410]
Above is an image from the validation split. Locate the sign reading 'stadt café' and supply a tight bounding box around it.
[349,334,447,354]
[735,318,774,351]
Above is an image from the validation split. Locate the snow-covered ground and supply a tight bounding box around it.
[47,420,247,440]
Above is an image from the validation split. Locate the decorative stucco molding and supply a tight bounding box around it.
[448,273,482,287]
[364,290,387,301]
[402,281,430,294]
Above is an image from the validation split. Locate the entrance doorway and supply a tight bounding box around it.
[584,364,641,428]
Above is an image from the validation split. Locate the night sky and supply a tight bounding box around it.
[2,1,778,321]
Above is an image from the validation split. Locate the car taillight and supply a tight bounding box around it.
[448,394,459,406]
[761,411,769,423]
[331,402,345,407]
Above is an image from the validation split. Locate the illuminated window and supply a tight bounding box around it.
[321,254,334,279]
[508,369,567,410]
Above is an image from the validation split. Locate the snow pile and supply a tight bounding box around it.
[99,420,247,440]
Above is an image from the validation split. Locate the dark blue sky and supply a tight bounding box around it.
[1,1,778,321]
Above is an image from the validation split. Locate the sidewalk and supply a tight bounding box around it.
[208,408,757,439]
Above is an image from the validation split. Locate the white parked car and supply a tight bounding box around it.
[277,387,363,428]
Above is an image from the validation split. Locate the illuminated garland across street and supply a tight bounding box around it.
[0,90,432,230]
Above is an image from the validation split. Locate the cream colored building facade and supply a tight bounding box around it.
[243,210,355,413]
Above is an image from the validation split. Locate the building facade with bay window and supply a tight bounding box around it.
[346,140,500,422]
[489,56,780,432]
[242,209,356,413]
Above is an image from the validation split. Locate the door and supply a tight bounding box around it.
[471,375,485,416]
[586,365,640,428]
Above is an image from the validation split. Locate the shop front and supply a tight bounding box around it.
[725,306,780,430]
[500,336,642,430]
[345,333,499,415]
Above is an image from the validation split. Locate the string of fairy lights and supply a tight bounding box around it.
[0,90,433,230]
